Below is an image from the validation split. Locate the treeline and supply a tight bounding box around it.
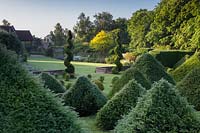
[129,0,200,51]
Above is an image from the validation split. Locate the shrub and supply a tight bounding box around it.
[87,74,92,79]
[111,76,119,86]
[176,68,200,111]
[134,53,175,84]
[63,76,107,116]
[112,67,119,74]
[150,50,194,68]
[96,79,146,130]
[63,72,70,81]
[93,80,104,91]
[109,67,151,98]
[0,31,22,54]
[99,76,104,83]
[40,73,65,93]
[65,83,72,90]
[170,52,200,82]
[0,47,83,132]
[115,79,200,133]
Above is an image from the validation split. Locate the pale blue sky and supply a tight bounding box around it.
[0,0,160,38]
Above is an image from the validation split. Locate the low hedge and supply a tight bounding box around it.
[96,79,146,130]
[176,68,200,111]
[40,72,66,93]
[108,67,151,98]
[63,76,107,116]
[170,52,200,82]
[134,53,175,84]
[0,47,83,132]
[150,50,194,68]
[115,79,200,132]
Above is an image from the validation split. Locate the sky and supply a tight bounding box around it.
[0,0,160,38]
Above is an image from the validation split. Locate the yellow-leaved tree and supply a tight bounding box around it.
[90,30,114,52]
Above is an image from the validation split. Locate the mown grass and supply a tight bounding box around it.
[28,55,119,95]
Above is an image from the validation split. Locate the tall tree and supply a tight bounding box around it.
[2,19,11,26]
[51,23,66,46]
[113,18,130,45]
[73,12,94,42]
[128,9,154,50]
[94,12,114,33]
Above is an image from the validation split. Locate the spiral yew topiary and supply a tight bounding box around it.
[64,30,75,77]
[115,79,200,133]
[0,47,83,132]
[176,68,200,111]
[40,72,65,93]
[63,76,107,116]
[134,53,175,84]
[108,67,151,98]
[96,79,146,130]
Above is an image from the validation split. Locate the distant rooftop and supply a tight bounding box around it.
[0,25,15,33]
[16,30,33,41]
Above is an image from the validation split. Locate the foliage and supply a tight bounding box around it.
[2,19,11,26]
[64,30,75,76]
[93,79,104,91]
[40,73,65,93]
[134,53,175,84]
[73,12,95,42]
[123,52,137,62]
[176,68,200,110]
[63,76,107,116]
[99,76,104,83]
[109,67,151,98]
[63,72,70,81]
[146,0,200,50]
[111,76,119,86]
[93,12,114,33]
[149,50,194,68]
[50,23,67,46]
[0,31,23,54]
[0,47,83,133]
[170,52,200,82]
[115,79,200,133]
[128,9,154,49]
[90,30,114,52]
[96,79,146,130]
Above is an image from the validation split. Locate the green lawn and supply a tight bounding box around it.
[28,55,119,95]
[28,55,119,132]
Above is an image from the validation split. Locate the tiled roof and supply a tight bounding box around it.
[16,30,33,41]
[0,25,16,33]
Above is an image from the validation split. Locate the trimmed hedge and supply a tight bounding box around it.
[108,67,151,98]
[93,79,104,91]
[0,47,83,132]
[170,52,200,82]
[134,53,175,84]
[115,79,200,133]
[150,50,194,68]
[176,68,200,111]
[40,72,65,93]
[63,76,107,116]
[96,79,146,130]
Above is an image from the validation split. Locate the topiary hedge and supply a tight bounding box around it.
[40,72,66,93]
[170,52,200,82]
[0,47,83,132]
[150,50,194,68]
[114,79,200,133]
[63,76,107,116]
[134,53,175,84]
[96,79,146,130]
[176,68,200,111]
[108,67,151,98]
[93,79,104,91]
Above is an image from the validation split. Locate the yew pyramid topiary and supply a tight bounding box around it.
[170,52,200,82]
[134,53,175,84]
[63,76,107,116]
[0,47,83,132]
[114,79,200,133]
[40,72,66,93]
[108,67,151,98]
[96,79,146,130]
[176,68,200,111]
